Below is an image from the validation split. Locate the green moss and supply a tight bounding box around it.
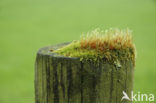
[53,28,136,66]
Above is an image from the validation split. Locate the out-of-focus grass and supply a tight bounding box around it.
[0,0,156,103]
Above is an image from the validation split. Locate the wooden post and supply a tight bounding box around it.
[35,43,134,103]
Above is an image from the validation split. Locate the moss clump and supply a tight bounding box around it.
[53,28,136,66]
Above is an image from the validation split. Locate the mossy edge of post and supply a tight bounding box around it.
[53,28,136,67]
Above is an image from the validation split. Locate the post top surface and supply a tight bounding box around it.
[37,42,79,59]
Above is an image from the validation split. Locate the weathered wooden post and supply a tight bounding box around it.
[35,29,136,103]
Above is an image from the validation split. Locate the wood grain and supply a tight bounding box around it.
[35,43,134,103]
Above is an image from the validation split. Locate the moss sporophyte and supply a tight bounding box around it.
[53,28,136,66]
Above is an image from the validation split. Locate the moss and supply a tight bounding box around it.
[53,28,136,66]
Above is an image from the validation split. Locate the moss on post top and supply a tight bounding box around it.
[53,28,136,66]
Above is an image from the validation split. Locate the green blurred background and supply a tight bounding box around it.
[0,0,156,102]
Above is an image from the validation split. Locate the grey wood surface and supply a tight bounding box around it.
[35,43,134,103]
